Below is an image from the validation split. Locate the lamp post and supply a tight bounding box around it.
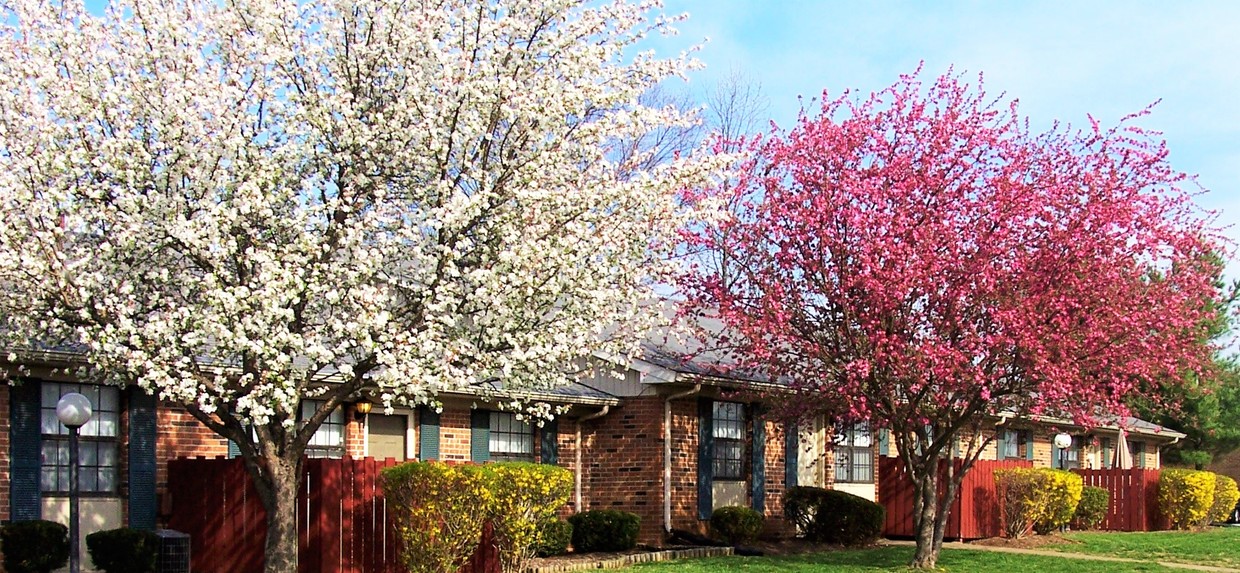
[1053,432,1072,470]
[56,393,93,573]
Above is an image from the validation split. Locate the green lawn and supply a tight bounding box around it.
[629,546,1175,572]
[1061,527,1240,568]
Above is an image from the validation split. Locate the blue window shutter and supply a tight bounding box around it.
[697,398,713,520]
[879,429,890,457]
[750,406,765,513]
[127,387,158,530]
[996,430,1007,460]
[1134,442,1146,468]
[470,410,490,463]
[227,439,241,459]
[417,406,440,461]
[10,380,42,521]
[540,418,559,465]
[784,423,798,490]
[1024,431,1034,461]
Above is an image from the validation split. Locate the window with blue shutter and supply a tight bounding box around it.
[750,407,765,513]
[417,406,440,461]
[784,422,798,490]
[696,398,713,520]
[128,388,157,530]
[470,409,490,462]
[10,380,43,521]
[540,418,559,465]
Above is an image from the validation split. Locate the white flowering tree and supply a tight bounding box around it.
[0,0,725,569]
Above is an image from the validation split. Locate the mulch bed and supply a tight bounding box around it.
[969,534,1078,550]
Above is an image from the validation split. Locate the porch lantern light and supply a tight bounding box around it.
[1053,432,1072,470]
[56,392,93,573]
[354,401,373,421]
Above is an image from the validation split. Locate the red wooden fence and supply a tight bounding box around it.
[879,457,1032,540]
[168,457,501,573]
[879,458,1166,540]
[1073,468,1163,532]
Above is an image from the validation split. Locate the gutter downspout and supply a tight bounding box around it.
[664,384,702,533]
[575,406,611,513]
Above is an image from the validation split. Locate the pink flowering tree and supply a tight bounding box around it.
[681,70,1221,568]
[0,0,727,570]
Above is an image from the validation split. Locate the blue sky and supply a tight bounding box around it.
[648,1,1240,270]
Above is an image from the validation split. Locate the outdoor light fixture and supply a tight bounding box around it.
[1054,432,1072,470]
[56,392,93,573]
[354,401,373,421]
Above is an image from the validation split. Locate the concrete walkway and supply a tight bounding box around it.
[882,539,1240,572]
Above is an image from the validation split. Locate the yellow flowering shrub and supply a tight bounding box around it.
[381,462,492,573]
[1033,469,1083,534]
[1159,468,1216,529]
[487,463,573,572]
[995,468,1049,539]
[1208,474,1239,525]
[382,461,573,573]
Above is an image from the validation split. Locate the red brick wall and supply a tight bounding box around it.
[0,385,9,523]
[344,408,366,459]
[155,403,229,522]
[581,397,665,543]
[438,408,473,462]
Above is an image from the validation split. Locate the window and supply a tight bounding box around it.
[999,429,1031,460]
[1101,437,1113,469]
[712,402,745,480]
[1129,440,1146,468]
[40,383,120,494]
[489,412,534,462]
[1054,436,1084,470]
[302,401,344,459]
[834,423,874,483]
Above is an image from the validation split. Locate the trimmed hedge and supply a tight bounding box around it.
[0,520,69,573]
[1072,486,1110,530]
[535,520,572,557]
[1159,468,1216,529]
[1209,474,1240,525]
[784,486,884,546]
[86,528,159,573]
[1033,469,1083,535]
[709,506,764,545]
[381,461,574,573]
[568,510,640,552]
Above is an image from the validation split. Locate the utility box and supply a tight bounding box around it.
[154,529,191,573]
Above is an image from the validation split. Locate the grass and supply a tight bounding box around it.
[1061,526,1240,568]
[629,545,1176,572]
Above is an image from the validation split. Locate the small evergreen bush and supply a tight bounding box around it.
[1071,486,1110,530]
[1159,468,1216,529]
[567,510,640,552]
[783,486,884,546]
[0,520,69,573]
[534,520,572,557]
[709,506,764,545]
[85,528,159,573]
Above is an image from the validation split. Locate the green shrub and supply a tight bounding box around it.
[1208,474,1240,525]
[783,486,884,546]
[567,510,640,552]
[1032,469,1083,535]
[85,528,159,573]
[1072,486,1110,530]
[1159,468,1216,529]
[709,506,764,545]
[381,462,493,573]
[534,520,572,557]
[0,520,69,573]
[486,462,574,571]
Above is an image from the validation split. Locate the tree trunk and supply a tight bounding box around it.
[255,454,303,573]
[909,466,940,569]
